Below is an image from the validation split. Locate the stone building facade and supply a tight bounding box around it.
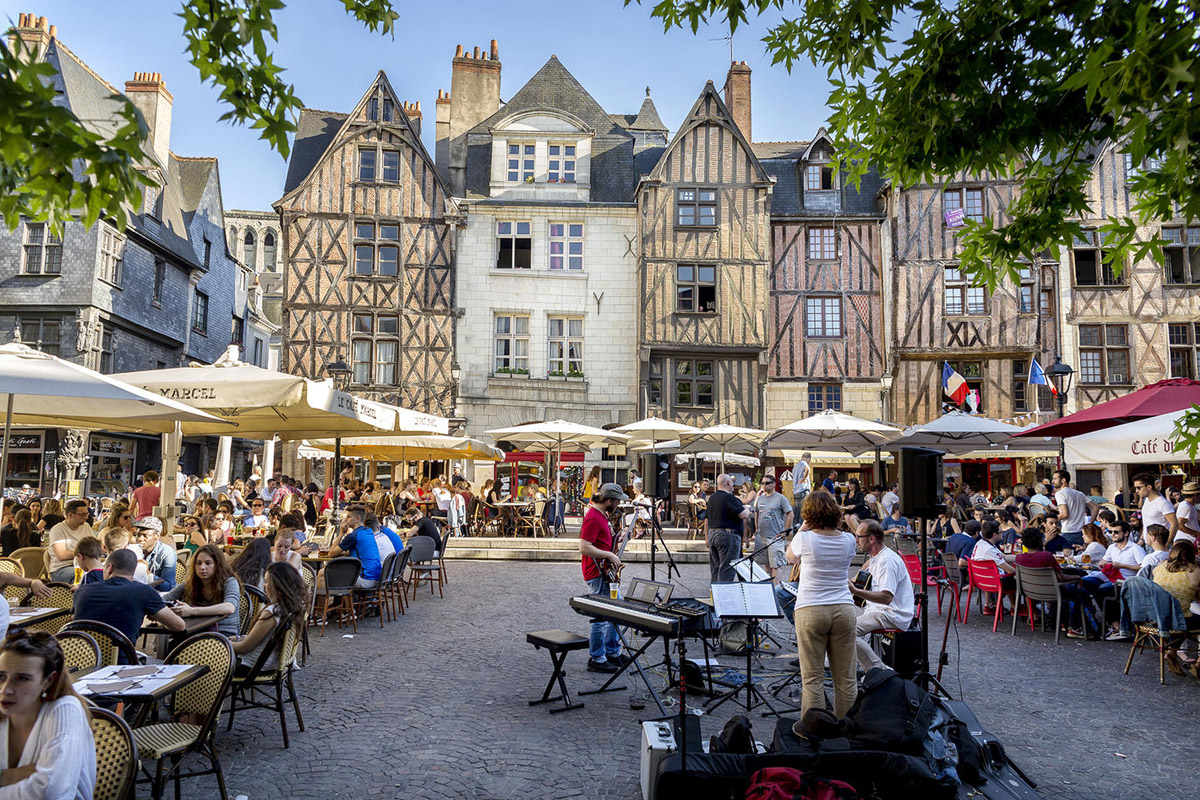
[224,208,282,369]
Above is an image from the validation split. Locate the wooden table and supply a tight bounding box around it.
[7,606,70,630]
[72,663,209,704]
[140,614,228,659]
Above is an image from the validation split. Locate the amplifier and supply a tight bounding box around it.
[878,628,923,679]
[640,720,675,800]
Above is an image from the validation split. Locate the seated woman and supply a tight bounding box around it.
[272,526,304,574]
[687,482,707,528]
[232,562,307,673]
[1080,524,1109,564]
[161,544,241,639]
[2,509,40,557]
[178,514,207,553]
[231,537,273,591]
[36,499,65,534]
[0,630,95,799]
[1153,540,1200,676]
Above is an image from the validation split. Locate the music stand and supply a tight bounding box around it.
[704,582,784,714]
[731,555,787,652]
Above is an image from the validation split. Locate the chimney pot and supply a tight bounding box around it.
[473,46,480,58]
[38,16,47,30]
[491,39,499,59]
[455,44,463,57]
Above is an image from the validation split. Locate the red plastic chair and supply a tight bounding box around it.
[900,553,944,615]
[964,559,1017,632]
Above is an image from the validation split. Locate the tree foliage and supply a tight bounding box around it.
[633,0,1200,450]
[1,0,398,233]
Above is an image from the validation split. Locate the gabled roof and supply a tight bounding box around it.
[476,56,628,139]
[645,81,771,185]
[282,108,348,195]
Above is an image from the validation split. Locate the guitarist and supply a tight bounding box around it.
[848,521,915,672]
[578,483,630,674]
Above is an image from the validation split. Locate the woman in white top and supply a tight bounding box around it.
[0,630,95,799]
[232,563,307,672]
[1080,524,1109,564]
[784,491,858,719]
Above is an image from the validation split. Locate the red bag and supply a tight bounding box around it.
[745,767,860,800]
[1100,563,1125,584]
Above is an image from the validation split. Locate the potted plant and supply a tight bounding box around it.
[547,369,565,378]
[566,368,585,382]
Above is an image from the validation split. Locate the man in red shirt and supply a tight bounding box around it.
[1013,526,1089,637]
[130,471,161,520]
[578,482,629,673]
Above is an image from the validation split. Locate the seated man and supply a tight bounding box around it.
[1041,517,1072,555]
[73,548,186,659]
[969,520,1016,614]
[244,498,271,531]
[848,521,915,672]
[1137,523,1171,578]
[946,520,981,568]
[102,528,152,584]
[1012,527,1090,636]
[133,516,177,590]
[367,512,396,562]
[404,505,444,554]
[325,504,381,589]
[880,504,910,535]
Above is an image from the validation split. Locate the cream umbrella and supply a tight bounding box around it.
[303,435,504,462]
[614,416,702,444]
[486,420,631,507]
[677,424,769,474]
[882,411,1034,455]
[765,410,900,451]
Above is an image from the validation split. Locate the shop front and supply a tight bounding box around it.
[87,434,138,497]
[942,457,1018,494]
[2,430,48,495]
[493,451,584,511]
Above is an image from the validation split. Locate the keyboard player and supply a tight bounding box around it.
[578,483,631,674]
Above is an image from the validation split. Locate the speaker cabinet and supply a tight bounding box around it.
[641,453,672,499]
[897,447,945,519]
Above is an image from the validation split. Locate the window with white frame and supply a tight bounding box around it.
[351,313,400,386]
[21,222,62,275]
[1079,324,1130,385]
[944,187,984,223]
[805,296,842,338]
[547,317,583,376]
[1162,226,1200,284]
[507,143,535,182]
[807,227,836,260]
[548,144,576,183]
[549,223,583,270]
[353,222,400,276]
[1072,230,1125,286]
[496,221,532,269]
[494,314,529,373]
[676,188,717,227]
[98,226,124,285]
[944,265,986,315]
[1168,323,1200,379]
[381,150,400,183]
[676,264,716,312]
[805,163,834,190]
[20,318,60,355]
[1016,265,1034,313]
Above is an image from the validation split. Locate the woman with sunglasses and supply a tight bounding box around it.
[0,630,95,798]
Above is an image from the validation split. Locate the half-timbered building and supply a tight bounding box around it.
[756,132,887,427]
[274,73,458,425]
[883,175,1061,428]
[636,76,773,428]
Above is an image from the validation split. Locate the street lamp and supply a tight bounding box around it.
[450,361,462,417]
[1046,356,1074,467]
[324,353,352,532]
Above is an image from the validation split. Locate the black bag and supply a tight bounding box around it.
[841,668,937,755]
[709,714,754,754]
[719,620,750,654]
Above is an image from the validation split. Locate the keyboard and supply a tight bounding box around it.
[569,594,712,636]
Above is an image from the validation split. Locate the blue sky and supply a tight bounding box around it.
[4,0,836,210]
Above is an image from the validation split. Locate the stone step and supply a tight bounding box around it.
[444,546,709,563]
[443,534,710,562]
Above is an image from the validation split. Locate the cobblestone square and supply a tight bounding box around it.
[182,559,1200,800]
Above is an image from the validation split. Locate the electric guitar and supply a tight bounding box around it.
[595,509,638,585]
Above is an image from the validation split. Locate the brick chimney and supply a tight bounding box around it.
[124,72,173,166]
[10,13,56,61]
[723,60,752,142]
[435,88,452,184]
[447,39,501,196]
[401,101,422,138]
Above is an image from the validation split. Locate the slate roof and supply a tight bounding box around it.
[756,137,885,218]
[283,108,348,195]
[751,141,810,161]
[465,56,644,202]
[629,95,667,132]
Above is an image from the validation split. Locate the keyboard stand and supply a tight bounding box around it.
[578,624,668,717]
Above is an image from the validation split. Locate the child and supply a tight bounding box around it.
[74,535,105,584]
[102,528,153,584]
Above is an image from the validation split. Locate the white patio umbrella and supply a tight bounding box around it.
[1063,408,1195,465]
[614,416,702,444]
[677,423,768,474]
[881,411,1034,455]
[765,410,900,451]
[0,343,229,522]
[303,435,504,462]
[674,451,760,468]
[486,420,631,499]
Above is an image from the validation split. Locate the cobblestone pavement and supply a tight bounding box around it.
[182,560,1196,800]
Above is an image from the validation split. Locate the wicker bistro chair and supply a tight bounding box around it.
[1121,576,1198,685]
[354,552,395,627]
[239,585,268,637]
[18,581,75,634]
[406,535,443,599]
[175,560,189,587]
[312,557,361,636]
[224,622,305,747]
[1012,564,1067,644]
[9,546,47,580]
[56,630,101,671]
[298,563,316,664]
[0,556,24,603]
[133,632,235,800]
[61,620,141,667]
[90,706,139,800]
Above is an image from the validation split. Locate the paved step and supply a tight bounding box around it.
[444,534,710,563]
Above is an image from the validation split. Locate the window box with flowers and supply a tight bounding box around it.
[494,367,529,378]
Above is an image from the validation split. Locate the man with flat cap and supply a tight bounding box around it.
[578,482,630,673]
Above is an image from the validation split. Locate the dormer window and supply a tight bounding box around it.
[805,164,835,191]
[508,144,535,182]
[548,144,575,183]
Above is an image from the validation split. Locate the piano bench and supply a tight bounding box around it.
[527,629,589,714]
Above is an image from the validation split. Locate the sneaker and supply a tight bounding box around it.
[981,605,997,616]
[587,658,619,674]
[1105,630,1133,642]
[1065,628,1087,639]
[608,653,633,668]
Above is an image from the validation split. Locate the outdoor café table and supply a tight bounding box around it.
[140,613,228,659]
[6,606,71,630]
[72,663,209,705]
[493,501,532,535]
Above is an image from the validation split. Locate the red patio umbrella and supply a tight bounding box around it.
[1014,378,1200,439]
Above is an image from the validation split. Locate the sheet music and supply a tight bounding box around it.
[710,582,782,619]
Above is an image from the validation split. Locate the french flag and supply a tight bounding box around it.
[1028,358,1058,396]
[942,361,969,405]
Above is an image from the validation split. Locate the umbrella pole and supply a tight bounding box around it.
[332,437,342,536]
[0,394,12,527]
